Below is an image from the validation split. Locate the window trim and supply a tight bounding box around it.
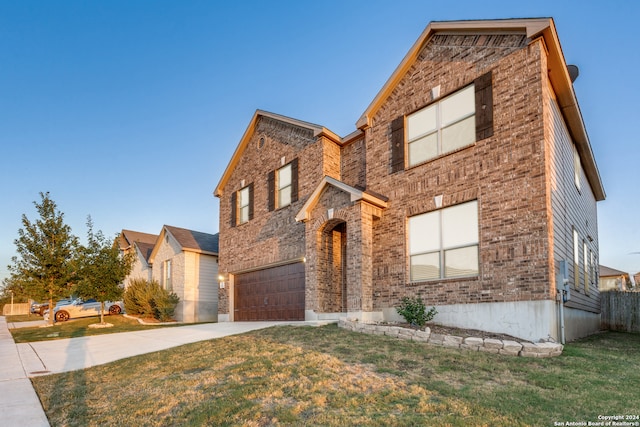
[164,259,172,291]
[233,183,254,226]
[583,240,589,295]
[408,200,479,282]
[238,186,250,224]
[277,163,293,209]
[573,145,581,192]
[573,228,580,289]
[269,158,298,211]
[406,84,476,168]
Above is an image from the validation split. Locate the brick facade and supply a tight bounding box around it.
[215,19,604,341]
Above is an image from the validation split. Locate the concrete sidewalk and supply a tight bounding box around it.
[0,316,49,427]
[1,316,332,426]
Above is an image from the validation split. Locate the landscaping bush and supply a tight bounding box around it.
[396,296,437,328]
[124,279,179,321]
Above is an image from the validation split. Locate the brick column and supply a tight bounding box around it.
[346,202,375,313]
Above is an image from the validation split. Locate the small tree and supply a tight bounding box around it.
[7,192,78,325]
[75,217,134,324]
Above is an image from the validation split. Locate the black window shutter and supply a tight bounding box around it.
[291,158,299,203]
[267,170,275,211]
[230,191,237,228]
[391,116,405,173]
[248,183,254,221]
[475,71,493,140]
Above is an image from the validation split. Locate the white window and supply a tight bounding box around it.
[409,200,479,281]
[407,85,475,167]
[573,228,579,289]
[573,145,581,191]
[164,259,172,291]
[238,186,250,224]
[277,163,292,208]
[583,241,589,294]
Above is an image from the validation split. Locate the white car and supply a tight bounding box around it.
[45,298,124,322]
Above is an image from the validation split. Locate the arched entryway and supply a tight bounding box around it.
[318,219,348,313]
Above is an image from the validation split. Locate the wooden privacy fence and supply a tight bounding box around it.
[2,303,31,316]
[601,291,640,333]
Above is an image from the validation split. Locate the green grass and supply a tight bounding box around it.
[10,315,182,343]
[5,314,41,322]
[31,325,640,426]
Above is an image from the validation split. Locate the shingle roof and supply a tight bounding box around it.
[134,241,156,263]
[118,229,158,250]
[164,225,219,255]
[599,265,628,278]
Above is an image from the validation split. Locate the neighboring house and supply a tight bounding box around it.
[214,18,605,342]
[118,229,158,287]
[599,265,631,291]
[147,225,219,323]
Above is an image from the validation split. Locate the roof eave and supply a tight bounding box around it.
[357,18,553,130]
[539,23,606,201]
[356,18,605,201]
[214,110,330,197]
[295,176,388,222]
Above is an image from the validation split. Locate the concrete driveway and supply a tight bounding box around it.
[17,320,325,376]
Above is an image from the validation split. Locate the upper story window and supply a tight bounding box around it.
[238,186,251,224]
[230,183,253,227]
[408,200,479,281]
[277,163,292,208]
[407,85,476,167]
[268,158,298,211]
[390,71,493,173]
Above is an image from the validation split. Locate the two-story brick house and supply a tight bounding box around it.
[214,18,605,342]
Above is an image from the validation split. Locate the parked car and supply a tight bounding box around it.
[44,298,124,322]
[32,299,73,316]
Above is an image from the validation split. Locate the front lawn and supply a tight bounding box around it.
[31,325,640,426]
[5,314,41,322]
[10,315,180,343]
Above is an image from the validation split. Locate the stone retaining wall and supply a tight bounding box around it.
[338,319,563,358]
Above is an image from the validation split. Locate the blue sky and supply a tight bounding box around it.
[1,0,639,282]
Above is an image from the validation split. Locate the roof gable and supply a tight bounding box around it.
[164,225,219,255]
[148,225,219,265]
[356,18,604,201]
[295,176,388,222]
[357,18,552,130]
[134,241,155,264]
[214,110,340,197]
[118,229,158,251]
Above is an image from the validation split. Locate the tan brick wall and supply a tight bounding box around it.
[217,116,342,314]
[363,35,552,310]
[217,30,601,324]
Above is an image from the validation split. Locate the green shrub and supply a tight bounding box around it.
[124,279,179,321]
[396,296,437,328]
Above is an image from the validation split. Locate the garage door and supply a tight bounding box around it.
[234,262,305,321]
